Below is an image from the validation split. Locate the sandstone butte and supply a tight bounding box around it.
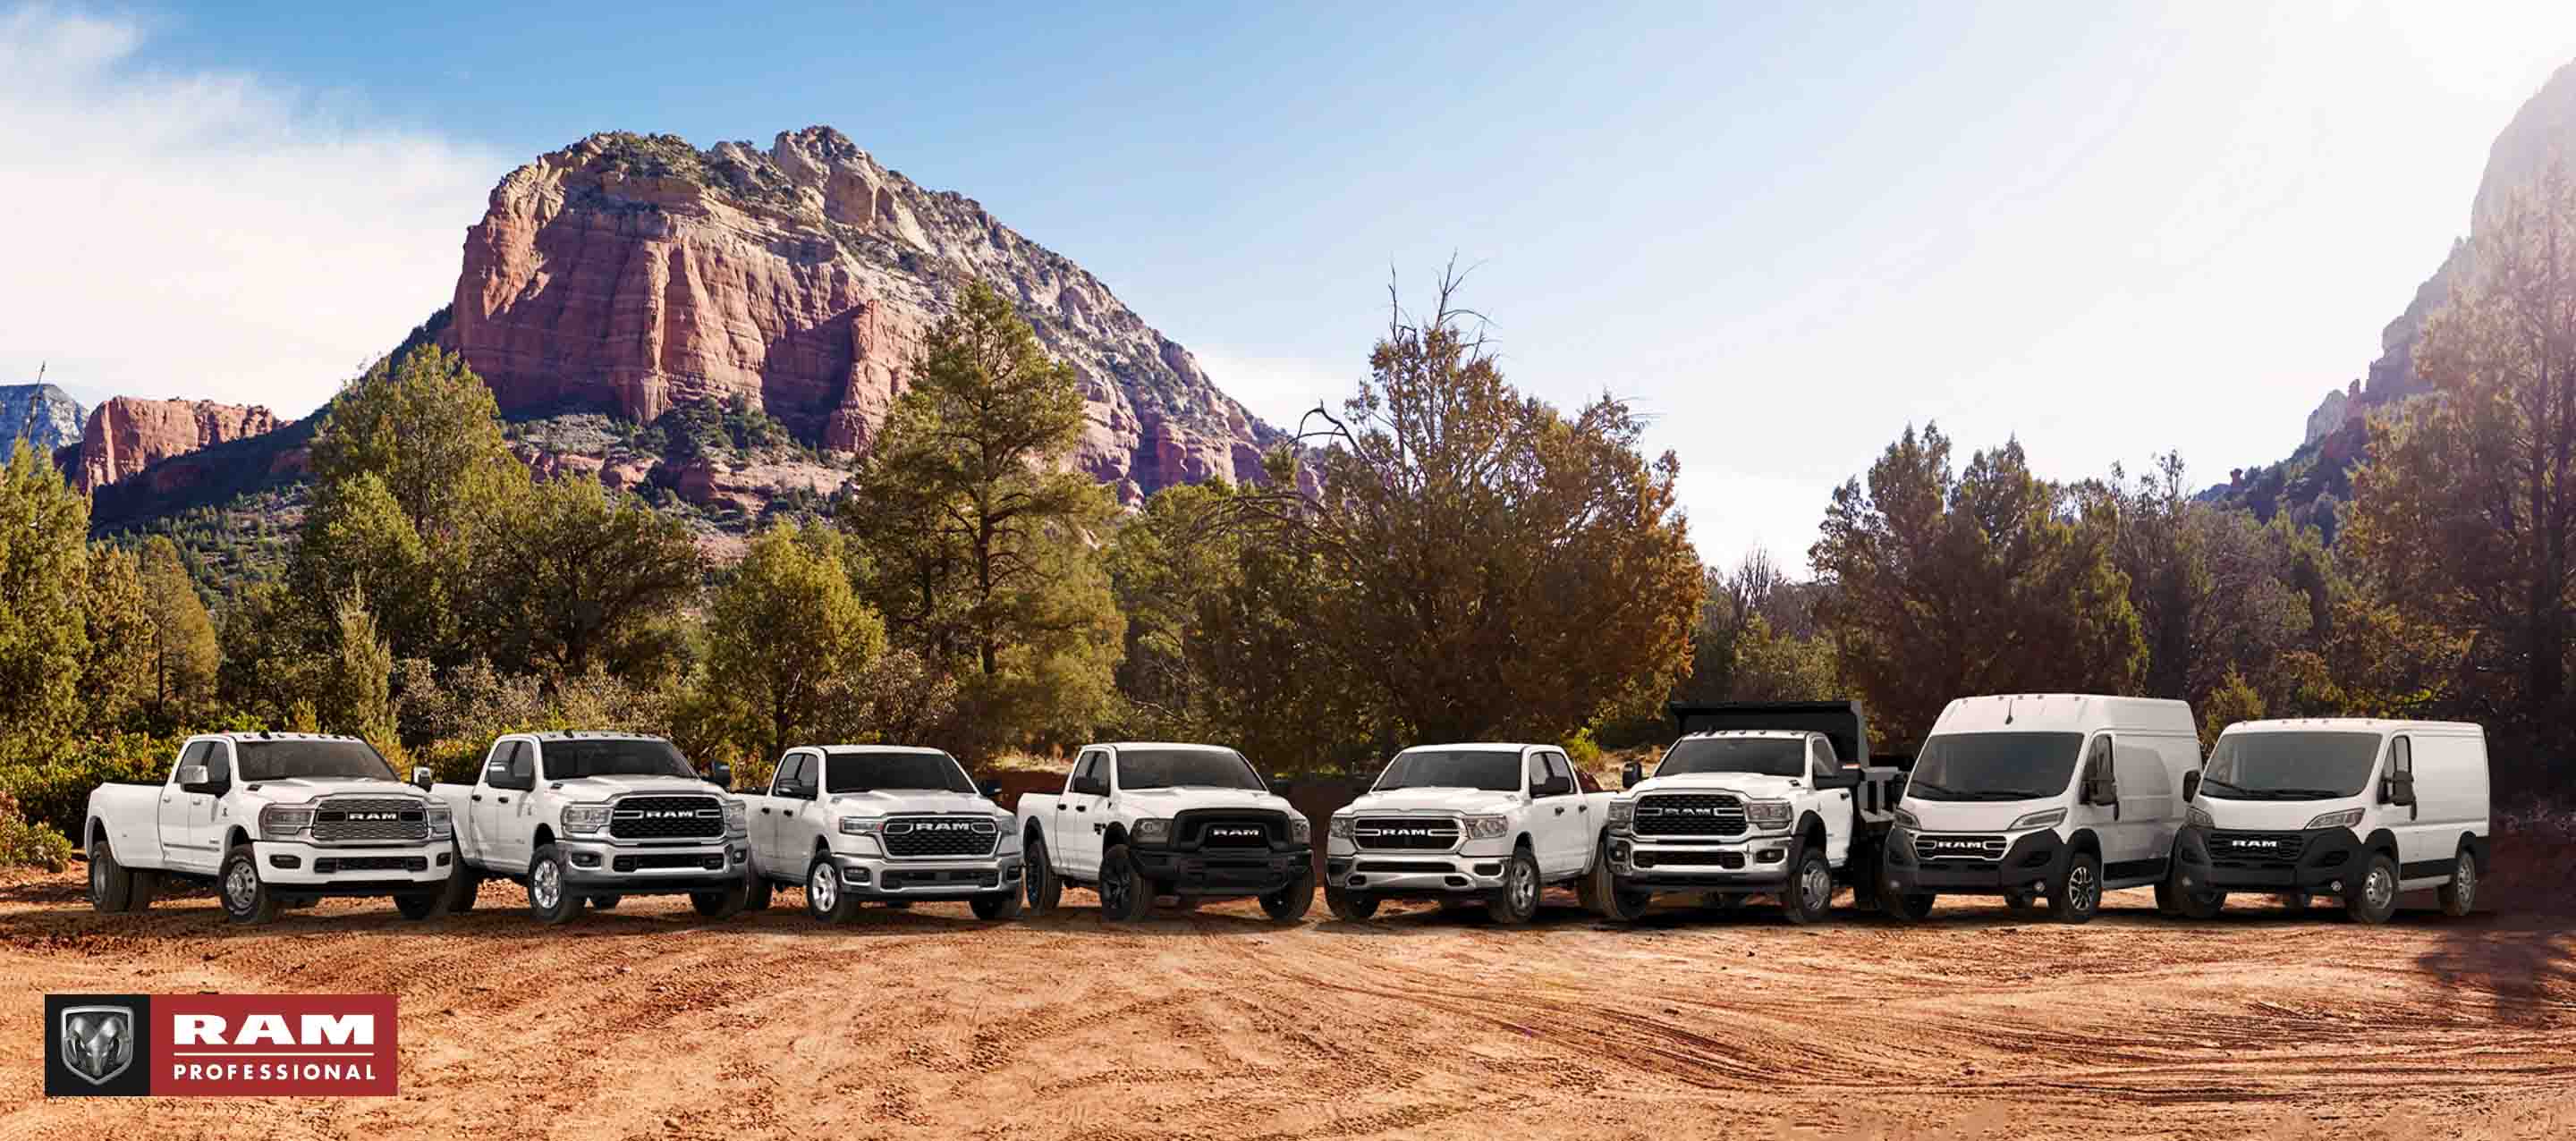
[68,396,280,494]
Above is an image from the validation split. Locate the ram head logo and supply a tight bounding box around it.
[58,1005,135,1086]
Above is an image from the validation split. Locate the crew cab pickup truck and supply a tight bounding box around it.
[428,732,748,925]
[1017,742,1314,922]
[84,732,455,924]
[738,744,1024,923]
[1322,742,1614,924]
[1597,702,1906,924]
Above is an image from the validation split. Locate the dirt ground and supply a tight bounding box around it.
[1,866,2570,1141]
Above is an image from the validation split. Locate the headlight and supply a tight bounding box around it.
[1133,818,1173,845]
[722,801,747,835]
[1746,800,1792,829]
[838,816,886,836]
[260,805,314,837]
[561,804,611,835]
[2305,807,2363,831]
[1328,814,1353,839]
[1606,800,1634,827]
[1893,807,1919,829]
[2186,805,2214,830]
[1464,815,1509,841]
[426,805,453,839]
[2008,808,2065,831]
[1288,816,1311,845]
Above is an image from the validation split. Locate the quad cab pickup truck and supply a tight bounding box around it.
[737,744,1024,923]
[1322,742,1614,924]
[428,732,749,925]
[84,732,456,924]
[1597,702,1908,925]
[1017,742,1314,922]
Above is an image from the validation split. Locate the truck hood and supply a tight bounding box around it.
[1338,788,1521,816]
[2196,795,2362,832]
[826,790,1003,816]
[1900,797,2063,833]
[551,774,733,799]
[1115,787,1302,819]
[1620,772,1807,801]
[239,777,427,806]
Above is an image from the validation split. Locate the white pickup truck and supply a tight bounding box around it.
[83,732,456,924]
[736,744,1023,923]
[1016,742,1314,922]
[427,731,749,925]
[1321,742,1614,924]
[1597,702,1907,924]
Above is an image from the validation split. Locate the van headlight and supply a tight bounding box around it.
[1746,800,1792,830]
[426,804,453,839]
[2304,808,2363,831]
[560,804,611,835]
[2186,805,2214,830]
[2008,808,2065,831]
[1464,815,1509,840]
[1133,818,1173,845]
[259,805,315,838]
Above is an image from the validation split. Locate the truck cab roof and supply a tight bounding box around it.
[793,743,953,755]
[190,731,371,745]
[511,731,670,743]
[1396,742,1546,752]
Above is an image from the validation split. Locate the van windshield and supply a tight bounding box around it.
[1904,732,2083,801]
[1655,737,1805,779]
[2202,732,2381,800]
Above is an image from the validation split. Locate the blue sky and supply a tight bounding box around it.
[9,1,2576,565]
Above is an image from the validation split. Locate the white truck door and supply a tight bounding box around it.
[1060,749,1111,877]
[158,740,212,872]
[189,742,236,863]
[1538,750,1588,875]
[781,751,821,869]
[1810,737,1854,863]
[466,740,511,865]
[484,740,538,870]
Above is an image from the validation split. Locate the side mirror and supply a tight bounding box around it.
[411,765,434,790]
[709,760,733,789]
[1814,767,1859,790]
[176,764,211,788]
[2382,775,2415,807]
[506,756,534,786]
[980,780,1004,799]
[2182,771,2201,803]
[2082,776,2118,806]
[1621,760,1644,789]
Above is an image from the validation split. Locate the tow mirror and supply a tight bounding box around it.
[1621,760,1644,789]
[980,780,1004,799]
[506,756,533,785]
[2182,771,2201,803]
[176,764,210,788]
[709,759,733,789]
[411,765,434,790]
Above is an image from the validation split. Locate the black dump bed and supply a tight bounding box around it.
[1668,700,1877,768]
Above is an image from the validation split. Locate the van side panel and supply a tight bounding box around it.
[2403,731,2488,880]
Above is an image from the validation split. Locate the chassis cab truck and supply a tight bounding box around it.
[428,732,748,924]
[1017,742,1314,922]
[1597,702,1905,924]
[1320,742,1613,924]
[84,732,455,923]
[1881,694,2200,924]
[2173,718,2489,924]
[739,745,1024,922]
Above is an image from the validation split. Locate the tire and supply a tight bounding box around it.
[882,900,912,909]
[2438,846,2479,917]
[2345,852,2399,925]
[744,873,774,912]
[219,844,282,925]
[1586,840,1649,922]
[1023,833,1063,916]
[589,894,622,910]
[971,890,1022,920]
[1259,863,1314,923]
[2165,863,2225,921]
[1168,895,1202,911]
[691,878,749,919]
[1097,844,1154,921]
[88,836,135,913]
[1703,892,1746,912]
[2002,890,2038,914]
[1780,840,1834,925]
[2047,850,2102,925]
[805,858,859,924]
[1326,886,1380,921]
[527,844,582,925]
[1880,891,1936,921]
[394,888,449,920]
[1487,848,1540,925]
[442,842,482,915]
[2277,891,2316,913]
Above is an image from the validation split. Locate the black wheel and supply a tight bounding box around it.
[972,890,1022,920]
[442,841,482,915]
[2003,890,2038,914]
[1024,833,1063,916]
[1487,848,1540,925]
[2165,863,2225,920]
[691,878,750,919]
[527,844,582,925]
[88,836,135,913]
[1588,840,1650,922]
[2439,846,2479,917]
[1260,864,1313,923]
[2346,852,2399,925]
[1879,873,1936,921]
[1781,841,1834,925]
[1168,894,1203,911]
[394,888,449,920]
[2278,891,2316,913]
[744,872,774,912]
[2047,850,2102,925]
[1098,844,1154,921]
[589,894,622,910]
[1326,886,1380,920]
[1702,892,1746,912]
[882,900,912,909]
[805,857,859,924]
[219,844,282,925]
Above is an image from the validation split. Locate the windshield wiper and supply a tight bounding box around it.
[1958,789,2054,801]
[2241,787,2347,800]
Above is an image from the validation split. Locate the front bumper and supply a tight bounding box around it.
[1882,827,2068,895]
[831,849,1024,898]
[2174,825,2361,892]
[558,837,750,894]
[1606,831,1797,891]
[1133,843,1313,897]
[254,838,452,892]
[1325,843,1512,895]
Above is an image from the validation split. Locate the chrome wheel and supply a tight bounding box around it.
[223,859,258,911]
[2066,863,2098,912]
[1799,858,1833,915]
[809,863,840,913]
[89,854,106,900]
[1509,858,1538,915]
[530,858,562,912]
[2365,865,2394,910]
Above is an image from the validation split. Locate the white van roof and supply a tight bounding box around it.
[2218,718,2484,738]
[1928,694,2194,737]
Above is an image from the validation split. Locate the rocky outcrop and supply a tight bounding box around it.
[2301,380,2360,447]
[0,383,84,456]
[69,397,281,493]
[443,127,1284,504]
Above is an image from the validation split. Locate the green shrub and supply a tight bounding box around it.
[0,731,179,840]
[0,792,74,871]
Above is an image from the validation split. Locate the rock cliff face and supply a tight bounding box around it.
[0,383,84,456]
[442,127,1282,503]
[69,397,281,493]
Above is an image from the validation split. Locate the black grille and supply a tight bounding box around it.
[1182,812,1284,849]
[1634,794,1748,837]
[311,798,428,843]
[882,868,1001,890]
[882,816,1001,858]
[614,852,727,872]
[609,795,724,840]
[1635,850,1744,868]
[314,856,428,874]
[2208,831,2307,869]
[1913,833,2008,863]
[1355,859,1453,873]
[1353,817,1459,850]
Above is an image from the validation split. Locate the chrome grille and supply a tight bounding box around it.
[311,797,428,843]
[609,795,724,840]
[1353,817,1460,850]
[1633,794,1748,837]
[882,816,1002,858]
[1913,833,2008,863]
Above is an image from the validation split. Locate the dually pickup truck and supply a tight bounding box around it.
[84,732,455,924]
[736,744,1023,922]
[428,731,749,924]
[1322,742,1614,924]
[1597,702,1907,924]
[1016,741,1314,922]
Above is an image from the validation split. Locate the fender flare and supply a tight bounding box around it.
[225,826,252,851]
[2461,832,2491,872]
[2065,828,2102,859]
[2361,827,2401,861]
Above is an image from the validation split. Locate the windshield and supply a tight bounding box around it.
[2203,732,2382,800]
[1655,737,1806,779]
[1375,749,1521,792]
[234,740,396,782]
[1904,732,2083,801]
[826,750,973,794]
[542,739,697,780]
[1117,748,1267,791]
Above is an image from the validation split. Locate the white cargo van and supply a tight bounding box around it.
[2172,718,2489,924]
[1881,694,2200,924]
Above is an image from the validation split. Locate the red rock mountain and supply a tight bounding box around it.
[67,397,280,493]
[441,127,1283,503]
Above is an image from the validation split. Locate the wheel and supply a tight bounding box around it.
[394,888,449,920]
[1780,841,1834,925]
[2439,847,2479,917]
[1702,892,1746,912]
[442,842,481,914]
[2002,890,2038,914]
[2277,891,2316,913]
[744,873,774,912]
[1487,848,1540,925]
[1326,886,1380,920]
[589,893,622,910]
[1097,844,1154,921]
[219,844,282,925]
[1587,841,1650,922]
[691,877,750,919]
[1167,894,1203,911]
[1880,891,1936,921]
[2345,852,2399,925]
[1259,864,1314,922]
[2165,863,2225,920]
[882,900,912,909]
[971,890,1023,920]
[805,858,859,924]
[2047,850,2102,925]
[527,844,582,925]
[88,836,135,913]
[1023,833,1063,916]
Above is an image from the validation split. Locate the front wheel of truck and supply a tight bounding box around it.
[88,835,137,913]
[743,871,774,912]
[442,842,481,914]
[1326,886,1380,920]
[691,879,749,920]
[1024,833,1063,916]
[806,858,858,923]
[1781,843,1835,925]
[588,894,621,910]
[220,845,282,925]
[1587,841,1651,922]
[1098,844,1154,922]
[971,890,1022,920]
[527,844,581,925]
[1259,864,1313,923]
[394,884,451,920]
[1487,849,1541,925]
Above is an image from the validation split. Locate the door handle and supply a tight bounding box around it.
[1075,806,1088,813]
[497,797,511,805]
[1579,805,1589,813]
[759,807,771,815]
[470,794,483,802]
[1554,807,1566,816]
[1056,804,1065,810]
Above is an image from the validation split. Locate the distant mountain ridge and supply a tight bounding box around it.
[0,383,83,456]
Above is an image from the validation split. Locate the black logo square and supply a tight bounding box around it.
[46,993,151,1097]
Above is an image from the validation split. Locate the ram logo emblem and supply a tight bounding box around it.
[58,1005,134,1086]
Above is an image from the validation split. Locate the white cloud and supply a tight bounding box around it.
[1189,347,1357,438]
[0,4,503,418]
